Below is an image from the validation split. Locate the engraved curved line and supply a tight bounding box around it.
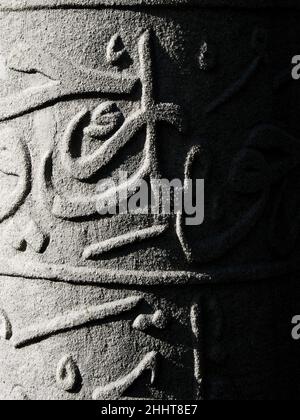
[139,30,154,109]
[93,351,158,400]
[0,256,294,286]
[176,146,201,262]
[83,224,169,260]
[12,296,142,348]
[0,53,137,122]
[61,107,147,180]
[177,145,269,263]
[206,56,261,114]
[11,385,30,401]
[0,128,31,222]
[51,146,151,219]
[178,192,268,264]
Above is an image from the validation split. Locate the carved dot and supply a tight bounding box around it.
[198,41,216,71]
[106,33,132,69]
[56,355,81,393]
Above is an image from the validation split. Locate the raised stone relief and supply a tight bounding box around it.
[42,30,184,223]
[0,309,12,341]
[4,219,48,253]
[56,355,82,393]
[0,127,31,222]
[12,296,143,348]
[0,0,298,401]
[93,351,158,400]
[132,310,169,331]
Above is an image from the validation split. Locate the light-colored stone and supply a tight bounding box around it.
[0,0,299,400]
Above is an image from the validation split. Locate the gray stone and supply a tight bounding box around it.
[0,0,299,400]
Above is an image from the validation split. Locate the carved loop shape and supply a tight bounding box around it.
[56,355,81,393]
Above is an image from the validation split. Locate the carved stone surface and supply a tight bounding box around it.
[0,0,299,400]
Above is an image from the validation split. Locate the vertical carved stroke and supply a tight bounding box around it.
[176,146,201,263]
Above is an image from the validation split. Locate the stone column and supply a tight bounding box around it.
[0,0,299,400]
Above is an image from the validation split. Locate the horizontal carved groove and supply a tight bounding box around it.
[0,256,296,286]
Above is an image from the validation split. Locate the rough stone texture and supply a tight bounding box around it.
[0,0,299,400]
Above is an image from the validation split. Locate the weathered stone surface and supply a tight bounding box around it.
[0,0,299,400]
